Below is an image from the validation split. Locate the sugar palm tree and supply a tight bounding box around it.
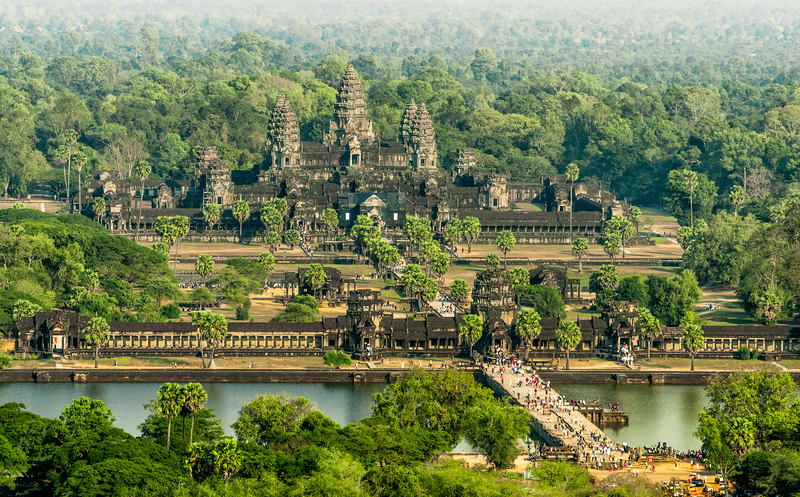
[555,321,581,370]
[91,197,106,225]
[202,204,221,243]
[496,230,515,270]
[83,317,110,368]
[516,309,542,360]
[304,263,327,301]
[156,383,185,451]
[565,163,579,243]
[232,199,250,243]
[637,308,661,362]
[211,439,241,486]
[73,151,87,214]
[571,238,589,273]
[459,314,484,359]
[181,383,208,445]
[134,161,151,241]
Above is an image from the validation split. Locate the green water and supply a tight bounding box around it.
[554,383,709,451]
[0,382,708,450]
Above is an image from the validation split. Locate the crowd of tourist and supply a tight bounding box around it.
[298,227,315,256]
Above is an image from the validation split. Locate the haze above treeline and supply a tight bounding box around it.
[3,0,800,83]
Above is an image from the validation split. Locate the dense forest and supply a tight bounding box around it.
[0,0,798,317]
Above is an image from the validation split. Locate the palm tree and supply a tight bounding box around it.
[571,238,589,273]
[565,163,579,243]
[516,310,542,360]
[637,308,661,362]
[211,439,241,486]
[190,311,229,368]
[496,230,515,270]
[195,254,215,280]
[682,322,705,371]
[91,197,106,225]
[232,199,250,243]
[729,185,747,217]
[304,263,327,301]
[54,145,71,205]
[83,317,110,368]
[555,321,581,370]
[134,161,151,241]
[171,216,190,272]
[202,204,221,243]
[181,383,208,445]
[459,314,484,359]
[157,383,185,450]
[73,151,87,214]
[257,252,276,287]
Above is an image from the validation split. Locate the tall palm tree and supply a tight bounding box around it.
[565,163,580,243]
[156,383,185,450]
[555,321,581,370]
[73,151,87,214]
[181,383,208,445]
[459,314,484,359]
[134,161,151,241]
[202,204,221,243]
[83,317,110,368]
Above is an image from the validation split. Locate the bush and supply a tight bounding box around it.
[738,346,751,360]
[270,303,317,323]
[323,350,352,368]
[160,302,181,319]
[190,287,216,303]
[290,295,319,310]
[515,285,565,318]
[0,353,11,369]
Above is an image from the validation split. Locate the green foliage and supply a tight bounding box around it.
[617,275,649,305]
[161,302,181,319]
[459,314,484,351]
[589,264,620,308]
[450,279,469,302]
[372,369,495,450]
[290,294,319,310]
[270,303,318,323]
[233,394,316,446]
[555,320,581,369]
[515,284,566,318]
[485,253,500,267]
[462,399,531,469]
[323,350,352,368]
[190,286,216,303]
[0,353,12,369]
[195,253,215,280]
[60,396,116,434]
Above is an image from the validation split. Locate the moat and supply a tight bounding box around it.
[0,382,708,450]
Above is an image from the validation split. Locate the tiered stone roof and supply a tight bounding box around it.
[266,96,300,153]
[323,65,376,147]
[400,99,418,145]
[409,103,435,149]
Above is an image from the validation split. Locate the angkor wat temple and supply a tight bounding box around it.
[79,66,635,245]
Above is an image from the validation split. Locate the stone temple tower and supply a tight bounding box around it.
[400,99,418,145]
[407,103,437,171]
[323,65,376,168]
[266,96,300,169]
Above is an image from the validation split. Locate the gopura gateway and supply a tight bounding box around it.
[78,66,634,244]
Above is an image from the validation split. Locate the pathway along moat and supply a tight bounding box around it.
[0,382,708,450]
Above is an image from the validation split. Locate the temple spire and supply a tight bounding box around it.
[323,65,376,148]
[400,99,417,146]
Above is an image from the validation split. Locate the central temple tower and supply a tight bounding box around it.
[323,65,376,167]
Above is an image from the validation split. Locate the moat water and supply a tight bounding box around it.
[0,382,708,450]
